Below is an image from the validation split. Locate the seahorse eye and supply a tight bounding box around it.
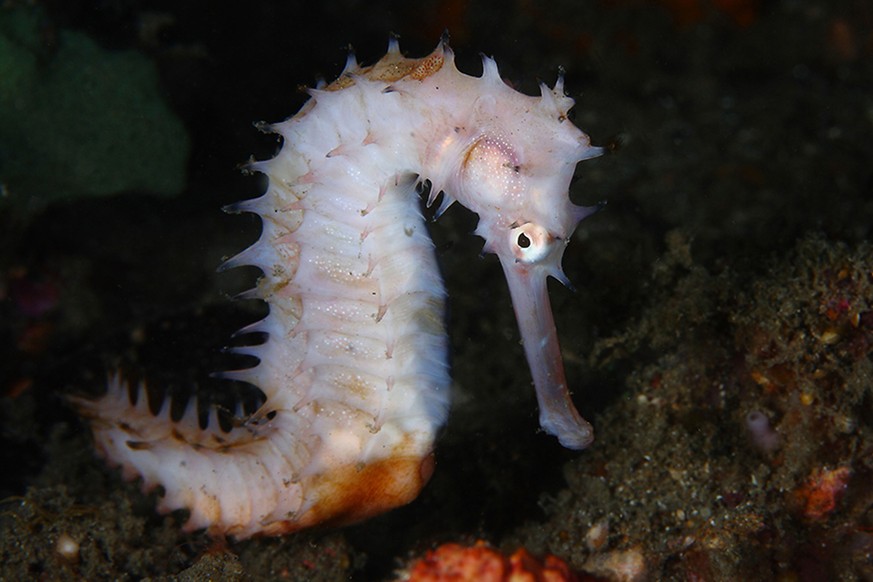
[509,222,552,263]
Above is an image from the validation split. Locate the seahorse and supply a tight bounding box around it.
[73,37,602,539]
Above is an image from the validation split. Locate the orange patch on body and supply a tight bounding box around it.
[264,452,435,535]
[409,54,444,80]
[326,51,445,91]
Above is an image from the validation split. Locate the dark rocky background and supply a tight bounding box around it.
[2,0,872,579]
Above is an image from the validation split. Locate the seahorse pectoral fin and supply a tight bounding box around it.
[499,260,594,450]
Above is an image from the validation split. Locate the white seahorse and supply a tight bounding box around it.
[73,37,603,539]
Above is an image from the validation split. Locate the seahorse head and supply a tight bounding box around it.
[425,54,603,449]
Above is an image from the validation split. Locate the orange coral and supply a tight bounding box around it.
[790,466,852,521]
[405,540,580,582]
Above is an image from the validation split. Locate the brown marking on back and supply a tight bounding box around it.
[324,50,445,92]
[409,54,444,80]
[326,75,356,91]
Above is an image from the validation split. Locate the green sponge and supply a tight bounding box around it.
[0,6,189,212]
